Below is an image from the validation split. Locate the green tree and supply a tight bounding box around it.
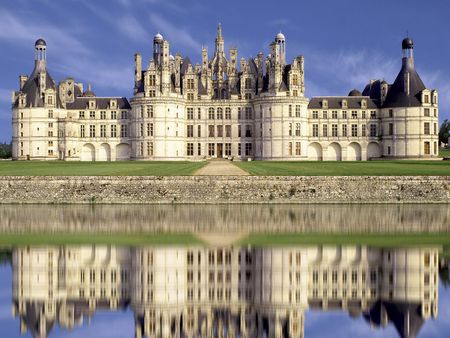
[0,142,12,159]
[439,119,450,145]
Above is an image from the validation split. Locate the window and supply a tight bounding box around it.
[225,108,231,119]
[289,105,292,117]
[111,111,117,119]
[370,111,376,119]
[147,123,153,136]
[120,124,128,137]
[293,90,298,97]
[225,143,231,156]
[208,143,215,156]
[289,123,293,136]
[342,124,348,137]
[245,143,252,156]
[90,111,95,119]
[208,108,215,119]
[187,78,194,90]
[389,109,393,118]
[288,142,293,156]
[187,93,194,101]
[238,125,241,137]
[197,143,201,156]
[295,123,301,136]
[424,142,430,155]
[424,122,430,135]
[245,107,252,119]
[208,125,214,137]
[295,142,301,155]
[322,124,328,137]
[312,124,319,137]
[217,108,223,119]
[323,111,328,119]
[312,111,318,119]
[217,125,223,137]
[149,90,156,97]
[197,108,201,119]
[370,124,377,137]
[100,125,106,137]
[187,143,194,156]
[388,123,393,135]
[48,130,53,137]
[292,74,299,86]
[424,95,429,104]
[362,111,366,119]
[147,106,153,118]
[197,125,201,137]
[295,105,301,117]
[100,111,106,120]
[225,125,231,137]
[238,143,241,155]
[244,78,252,89]
[149,74,156,86]
[245,125,252,138]
[332,124,338,137]
[332,110,338,119]
[342,111,347,119]
[351,124,358,137]
[187,125,194,137]
[121,111,127,119]
[140,123,144,137]
[80,125,85,138]
[187,108,194,119]
[351,111,358,119]
[48,141,53,147]
[48,110,53,118]
[111,125,117,137]
[89,125,95,138]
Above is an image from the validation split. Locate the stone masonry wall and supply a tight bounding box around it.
[0,176,448,204]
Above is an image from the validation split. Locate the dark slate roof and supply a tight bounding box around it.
[180,57,192,75]
[382,58,426,108]
[349,89,362,96]
[308,96,378,109]
[18,63,56,108]
[66,97,131,110]
[197,75,207,95]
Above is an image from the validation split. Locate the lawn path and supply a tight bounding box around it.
[194,159,249,176]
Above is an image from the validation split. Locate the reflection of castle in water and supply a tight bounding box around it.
[12,245,439,338]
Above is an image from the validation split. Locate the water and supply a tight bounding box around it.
[0,204,449,338]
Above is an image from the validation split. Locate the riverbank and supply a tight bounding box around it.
[0,176,448,204]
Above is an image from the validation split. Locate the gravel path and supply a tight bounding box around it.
[194,160,249,176]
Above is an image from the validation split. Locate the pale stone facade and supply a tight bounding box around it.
[12,245,439,338]
[11,29,439,161]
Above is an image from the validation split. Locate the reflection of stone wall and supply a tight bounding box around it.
[0,204,449,233]
[0,176,448,204]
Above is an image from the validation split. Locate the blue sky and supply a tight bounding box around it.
[0,0,449,142]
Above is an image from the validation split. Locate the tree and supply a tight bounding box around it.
[439,119,450,145]
[0,142,12,159]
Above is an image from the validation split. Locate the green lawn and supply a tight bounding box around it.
[440,147,450,158]
[0,232,203,246]
[239,233,450,247]
[0,161,206,176]
[234,160,450,176]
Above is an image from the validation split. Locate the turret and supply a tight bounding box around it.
[34,38,47,72]
[215,23,224,55]
[275,32,286,65]
[153,33,163,65]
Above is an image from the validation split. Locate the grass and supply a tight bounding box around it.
[440,147,450,158]
[0,161,207,176]
[234,160,450,176]
[0,232,204,246]
[239,233,450,247]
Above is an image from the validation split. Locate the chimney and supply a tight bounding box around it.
[134,53,142,82]
[19,75,28,90]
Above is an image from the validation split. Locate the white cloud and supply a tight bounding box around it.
[148,13,202,52]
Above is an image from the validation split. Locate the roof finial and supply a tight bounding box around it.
[88,83,91,91]
[217,22,222,39]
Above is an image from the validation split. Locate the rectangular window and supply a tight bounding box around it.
[80,125,85,138]
[147,142,153,156]
[147,123,153,136]
[312,111,318,119]
[323,111,328,119]
[187,78,194,90]
[295,105,301,117]
[111,111,117,119]
[245,143,252,156]
[238,143,241,156]
[217,108,223,119]
[147,106,153,118]
[197,108,201,119]
[90,111,95,119]
[225,108,231,119]
[289,123,293,136]
[225,143,231,156]
[187,93,194,101]
[208,143,215,156]
[89,125,95,138]
[295,123,301,136]
[370,111,376,119]
[208,108,215,120]
[370,124,377,137]
[217,125,223,137]
[245,107,252,119]
[362,111,366,119]
[120,124,128,137]
[332,111,338,119]
[245,125,252,138]
[295,142,301,155]
[361,124,366,137]
[424,122,430,135]
[208,125,214,137]
[111,125,117,138]
[238,125,241,137]
[388,123,393,135]
[100,125,106,137]
[288,142,292,156]
[424,141,430,155]
[351,111,358,119]
[140,123,144,137]
[332,124,338,137]
[342,111,347,119]
[197,143,201,156]
[351,124,358,137]
[79,111,85,119]
[389,109,393,118]
[121,111,127,119]
[322,124,328,137]
[342,124,348,137]
[187,125,194,138]
[187,143,194,156]
[149,74,156,86]
[187,108,194,120]
[312,124,319,137]
[225,125,231,137]
[288,105,292,117]
[434,123,437,135]
[100,111,106,120]
[197,125,201,137]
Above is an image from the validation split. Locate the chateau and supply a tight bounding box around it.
[12,245,438,338]
[12,25,439,161]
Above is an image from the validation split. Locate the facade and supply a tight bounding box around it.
[11,27,439,161]
[12,245,439,338]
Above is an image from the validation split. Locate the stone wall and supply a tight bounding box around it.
[0,176,448,204]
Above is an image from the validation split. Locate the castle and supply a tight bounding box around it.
[12,245,439,338]
[11,25,439,161]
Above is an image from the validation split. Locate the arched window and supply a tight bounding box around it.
[208,107,215,119]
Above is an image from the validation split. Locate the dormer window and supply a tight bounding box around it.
[110,100,117,109]
[342,100,348,109]
[424,95,429,104]
[89,100,95,109]
[322,99,328,109]
[47,95,53,105]
[361,99,367,108]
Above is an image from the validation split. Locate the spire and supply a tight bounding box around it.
[215,23,224,54]
[217,23,222,39]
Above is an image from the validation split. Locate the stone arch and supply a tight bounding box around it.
[115,143,130,161]
[326,142,342,161]
[308,142,323,161]
[98,143,111,161]
[367,142,381,159]
[347,142,362,161]
[80,143,95,162]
